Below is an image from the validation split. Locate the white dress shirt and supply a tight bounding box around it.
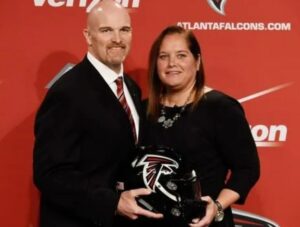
[87,52,139,138]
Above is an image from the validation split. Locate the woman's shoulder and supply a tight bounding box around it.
[203,89,240,107]
[199,89,245,116]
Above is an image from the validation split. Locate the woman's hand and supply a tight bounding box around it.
[189,196,217,227]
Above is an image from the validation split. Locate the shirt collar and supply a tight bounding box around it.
[87,52,124,85]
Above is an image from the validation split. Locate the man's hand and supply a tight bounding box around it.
[117,188,164,220]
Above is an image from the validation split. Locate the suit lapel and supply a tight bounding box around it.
[124,75,142,116]
[80,57,127,119]
[79,57,141,143]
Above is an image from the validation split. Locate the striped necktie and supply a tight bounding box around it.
[115,77,137,143]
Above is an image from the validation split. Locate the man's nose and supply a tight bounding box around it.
[112,31,121,43]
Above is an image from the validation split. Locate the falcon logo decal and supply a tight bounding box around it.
[207,0,227,15]
[135,154,179,201]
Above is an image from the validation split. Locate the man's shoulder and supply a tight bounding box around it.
[49,57,92,91]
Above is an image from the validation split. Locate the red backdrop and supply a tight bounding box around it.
[0,0,299,226]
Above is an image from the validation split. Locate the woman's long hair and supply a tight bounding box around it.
[147,25,206,120]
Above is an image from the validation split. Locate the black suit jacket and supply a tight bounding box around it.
[33,57,142,227]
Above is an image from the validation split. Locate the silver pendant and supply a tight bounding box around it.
[162,119,174,128]
[158,98,190,129]
[158,116,166,123]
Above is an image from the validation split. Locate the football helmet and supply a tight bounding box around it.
[127,145,207,222]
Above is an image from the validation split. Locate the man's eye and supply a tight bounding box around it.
[121,27,132,33]
[100,28,111,33]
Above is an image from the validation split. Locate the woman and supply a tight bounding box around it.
[140,25,260,227]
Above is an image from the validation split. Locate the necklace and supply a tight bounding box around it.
[157,91,193,129]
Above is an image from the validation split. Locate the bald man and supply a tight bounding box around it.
[33,1,162,227]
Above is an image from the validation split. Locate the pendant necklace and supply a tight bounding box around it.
[157,91,193,129]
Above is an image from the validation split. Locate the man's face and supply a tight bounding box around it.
[84,8,132,73]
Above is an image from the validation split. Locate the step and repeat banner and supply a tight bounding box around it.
[0,0,299,226]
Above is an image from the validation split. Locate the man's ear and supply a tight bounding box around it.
[83,28,92,46]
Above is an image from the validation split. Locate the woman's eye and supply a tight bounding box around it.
[177,54,186,59]
[159,55,168,60]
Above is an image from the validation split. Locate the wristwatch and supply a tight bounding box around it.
[214,200,224,222]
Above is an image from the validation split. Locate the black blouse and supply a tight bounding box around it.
[139,90,260,227]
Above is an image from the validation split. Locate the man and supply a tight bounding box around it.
[33,1,162,227]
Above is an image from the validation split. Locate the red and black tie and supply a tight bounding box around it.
[115,77,137,143]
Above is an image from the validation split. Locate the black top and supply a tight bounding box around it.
[139,90,260,227]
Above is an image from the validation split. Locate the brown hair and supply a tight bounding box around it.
[147,25,206,120]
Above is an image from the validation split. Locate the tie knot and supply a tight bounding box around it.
[116,77,124,98]
[115,77,123,88]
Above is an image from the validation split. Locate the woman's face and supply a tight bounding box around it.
[157,34,200,92]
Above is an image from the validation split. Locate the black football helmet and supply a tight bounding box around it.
[126,145,207,222]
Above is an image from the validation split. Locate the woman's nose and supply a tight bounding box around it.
[168,56,176,67]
